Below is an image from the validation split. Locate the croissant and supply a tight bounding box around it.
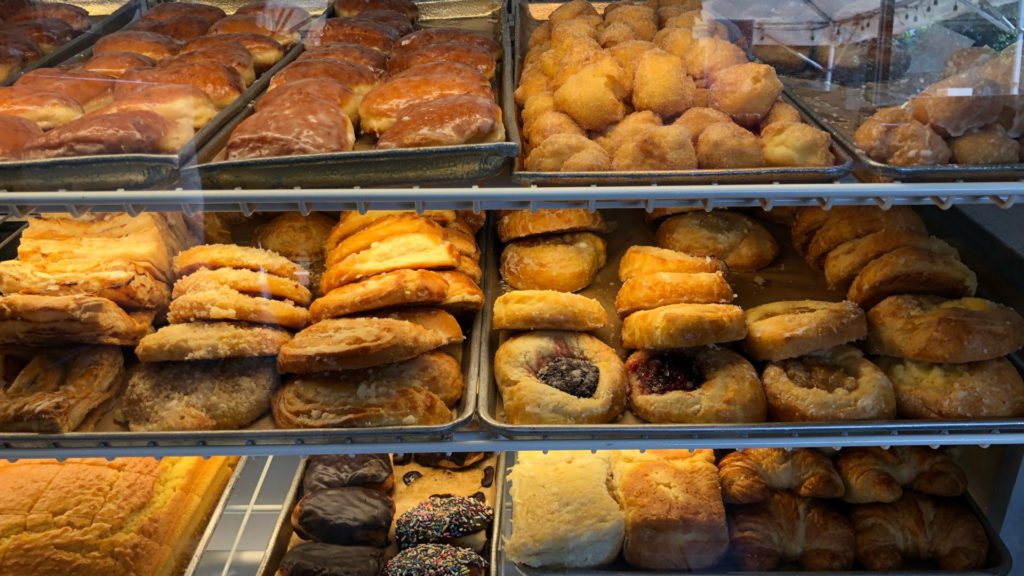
[851,492,988,570]
[836,446,966,503]
[729,491,855,571]
[717,448,845,503]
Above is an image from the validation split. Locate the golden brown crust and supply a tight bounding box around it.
[182,33,285,72]
[847,246,977,309]
[805,206,926,267]
[167,286,310,330]
[615,271,733,317]
[718,448,845,504]
[436,271,485,314]
[326,213,444,268]
[325,210,458,253]
[656,212,778,272]
[376,94,504,149]
[500,232,607,292]
[359,75,493,134]
[493,290,608,331]
[20,110,190,159]
[123,357,277,431]
[744,300,867,361]
[0,259,171,310]
[92,30,184,62]
[618,245,727,281]
[620,303,746,349]
[135,321,292,362]
[867,295,1024,363]
[708,63,782,127]
[172,267,312,306]
[253,212,336,263]
[836,446,967,504]
[0,294,155,346]
[365,308,464,346]
[173,244,309,285]
[879,356,1024,419]
[762,345,897,421]
[695,120,766,169]
[761,121,833,168]
[625,348,766,423]
[268,59,381,96]
[273,380,453,428]
[823,230,952,290]
[729,491,855,571]
[209,13,299,46]
[320,233,461,293]
[494,330,627,424]
[497,209,606,242]
[310,269,449,322]
[277,317,448,373]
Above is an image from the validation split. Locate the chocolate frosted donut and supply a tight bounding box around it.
[291,487,395,546]
[396,495,493,552]
[413,452,487,469]
[279,543,383,576]
[303,454,394,494]
[384,544,487,576]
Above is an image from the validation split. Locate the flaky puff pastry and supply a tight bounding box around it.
[656,211,778,271]
[618,245,727,281]
[273,379,452,428]
[172,267,312,307]
[326,213,444,268]
[436,271,485,314]
[497,209,606,243]
[805,206,926,267]
[500,232,607,292]
[253,212,336,264]
[324,210,457,252]
[625,347,765,423]
[761,121,833,167]
[718,448,845,504]
[708,63,782,127]
[173,244,308,285]
[823,230,952,290]
[553,57,629,131]
[278,317,450,373]
[867,294,1024,363]
[847,246,977,309]
[762,345,897,422]
[615,271,733,317]
[310,269,448,322]
[878,356,1024,419]
[0,294,155,346]
[135,321,291,362]
[321,233,460,293]
[851,493,988,571]
[495,331,627,424]
[729,492,855,571]
[167,286,310,330]
[524,133,611,171]
[632,49,694,118]
[611,125,697,170]
[744,300,867,361]
[0,260,171,311]
[836,446,967,504]
[493,290,608,331]
[696,121,766,168]
[621,303,746,349]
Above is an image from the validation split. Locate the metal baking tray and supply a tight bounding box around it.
[492,451,1013,576]
[783,80,1024,183]
[477,208,1024,441]
[187,0,519,189]
[0,0,325,192]
[183,456,249,576]
[2,0,140,86]
[0,215,485,449]
[256,453,504,576]
[509,0,853,186]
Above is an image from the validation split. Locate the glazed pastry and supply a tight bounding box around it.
[618,245,727,280]
[395,495,493,552]
[620,303,746,349]
[292,487,395,546]
[412,452,487,469]
[384,544,486,576]
[0,294,156,346]
[494,331,627,424]
[278,318,452,373]
[310,270,449,322]
[167,286,310,330]
[847,246,977,309]
[804,206,926,267]
[492,290,607,331]
[851,493,988,570]
[729,492,855,571]
[762,345,897,421]
[173,244,309,284]
[500,232,606,292]
[836,446,966,503]
[625,348,765,423]
[279,543,383,576]
[273,376,453,428]
[743,300,867,361]
[122,357,277,431]
[655,212,778,271]
[172,267,312,307]
[497,209,605,242]
[878,356,1024,419]
[320,234,460,292]
[304,454,395,494]
[823,231,954,290]
[135,321,291,362]
[611,450,728,570]
[615,271,733,317]
[717,448,845,504]
[866,295,1024,363]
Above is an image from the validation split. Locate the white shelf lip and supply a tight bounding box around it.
[1,181,1024,213]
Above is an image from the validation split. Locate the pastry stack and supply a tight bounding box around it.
[273,210,485,428]
[792,206,1024,419]
[721,446,989,571]
[506,449,729,571]
[617,211,765,423]
[125,243,311,431]
[493,209,626,424]
[0,0,296,160]
[516,0,835,172]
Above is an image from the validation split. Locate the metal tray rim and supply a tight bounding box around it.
[183,455,250,576]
